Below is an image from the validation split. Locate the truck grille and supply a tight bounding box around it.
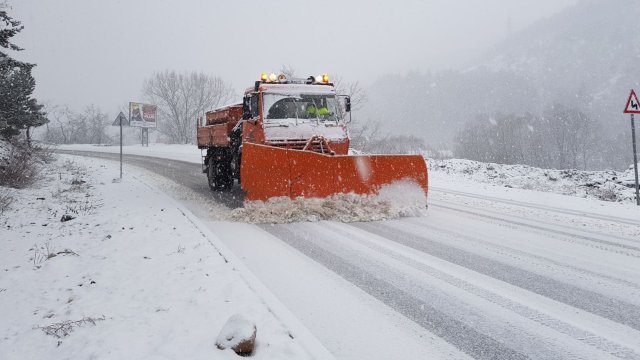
[266,138,332,154]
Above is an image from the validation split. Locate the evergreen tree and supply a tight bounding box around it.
[0,3,47,144]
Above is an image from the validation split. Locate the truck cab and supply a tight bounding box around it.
[241,74,350,156]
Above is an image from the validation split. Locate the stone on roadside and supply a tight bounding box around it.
[215,314,257,355]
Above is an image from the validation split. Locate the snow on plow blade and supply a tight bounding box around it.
[240,143,429,202]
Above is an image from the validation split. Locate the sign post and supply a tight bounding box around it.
[623,90,640,205]
[112,112,129,179]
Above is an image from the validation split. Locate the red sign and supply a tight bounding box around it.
[624,90,640,114]
[142,105,157,123]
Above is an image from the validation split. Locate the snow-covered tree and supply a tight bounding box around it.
[0,4,47,144]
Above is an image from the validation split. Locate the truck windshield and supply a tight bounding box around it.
[263,93,340,122]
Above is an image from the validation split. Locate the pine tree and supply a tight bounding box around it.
[0,3,47,144]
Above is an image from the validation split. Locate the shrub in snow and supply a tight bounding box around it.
[38,316,106,339]
[0,140,41,188]
[0,189,14,215]
[215,314,257,355]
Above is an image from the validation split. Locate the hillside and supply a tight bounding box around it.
[361,0,638,169]
[481,0,640,125]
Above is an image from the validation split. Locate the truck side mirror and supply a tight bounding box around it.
[345,96,351,113]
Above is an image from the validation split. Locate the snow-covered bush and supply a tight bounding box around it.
[0,140,41,188]
[0,189,14,215]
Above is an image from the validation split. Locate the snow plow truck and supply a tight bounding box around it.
[196,72,428,202]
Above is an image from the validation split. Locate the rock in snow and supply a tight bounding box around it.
[216,314,257,355]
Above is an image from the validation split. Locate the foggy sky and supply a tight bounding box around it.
[10,0,577,115]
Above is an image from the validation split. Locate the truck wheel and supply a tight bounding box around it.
[208,157,233,191]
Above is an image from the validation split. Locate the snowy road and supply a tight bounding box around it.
[57,149,640,359]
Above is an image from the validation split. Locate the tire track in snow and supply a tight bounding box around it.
[430,201,640,256]
[430,195,640,246]
[351,221,640,331]
[430,187,640,227]
[403,217,640,296]
[319,222,640,360]
[258,224,530,360]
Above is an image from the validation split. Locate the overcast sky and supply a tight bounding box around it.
[10,0,577,115]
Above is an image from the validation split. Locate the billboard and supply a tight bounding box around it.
[129,102,157,128]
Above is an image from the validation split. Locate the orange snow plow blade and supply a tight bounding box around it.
[240,143,429,202]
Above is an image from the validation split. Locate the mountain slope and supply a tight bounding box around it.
[361,0,639,158]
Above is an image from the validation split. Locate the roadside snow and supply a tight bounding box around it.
[0,155,331,359]
[429,158,640,204]
[58,143,202,164]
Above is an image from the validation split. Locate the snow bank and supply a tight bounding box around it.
[429,158,640,203]
[229,180,427,224]
[0,155,324,359]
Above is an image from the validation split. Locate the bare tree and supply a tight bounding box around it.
[348,118,382,152]
[83,104,110,144]
[454,105,601,170]
[333,76,368,112]
[40,104,110,144]
[42,105,72,144]
[143,70,235,144]
[332,75,374,151]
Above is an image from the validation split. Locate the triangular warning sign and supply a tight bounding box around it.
[624,90,640,114]
[112,112,129,126]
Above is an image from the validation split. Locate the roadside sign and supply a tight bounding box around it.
[112,112,129,126]
[624,90,640,205]
[112,111,129,179]
[624,90,640,114]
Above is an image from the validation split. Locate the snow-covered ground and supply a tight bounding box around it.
[0,155,332,359]
[429,158,640,204]
[41,143,640,359]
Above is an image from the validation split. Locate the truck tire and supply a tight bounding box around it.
[207,157,233,191]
